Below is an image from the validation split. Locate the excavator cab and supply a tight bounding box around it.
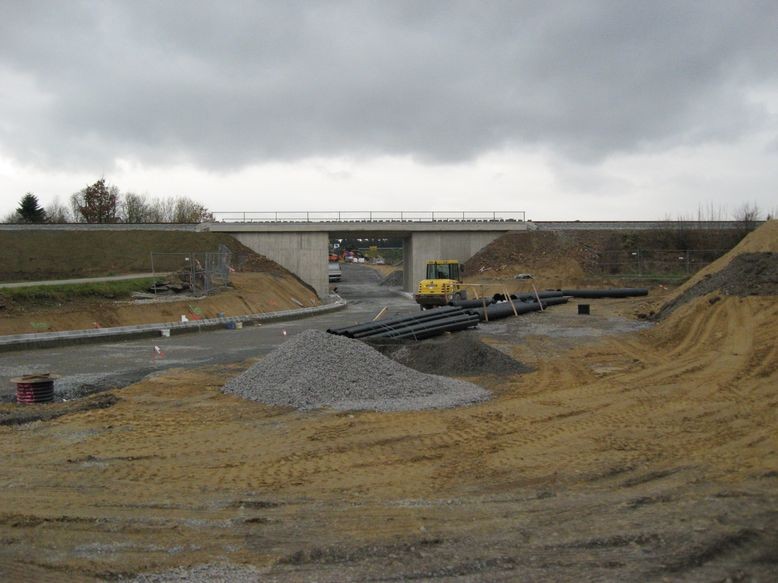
[414,260,467,309]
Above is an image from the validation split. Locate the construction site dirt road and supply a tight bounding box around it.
[0,227,776,581]
[0,264,413,402]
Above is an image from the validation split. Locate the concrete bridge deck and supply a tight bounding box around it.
[205,218,532,297]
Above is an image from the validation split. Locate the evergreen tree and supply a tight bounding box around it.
[17,193,47,223]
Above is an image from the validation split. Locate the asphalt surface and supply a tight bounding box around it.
[0,264,415,401]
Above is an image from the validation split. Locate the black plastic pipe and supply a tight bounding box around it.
[448,298,495,309]
[329,305,462,335]
[515,291,565,302]
[492,291,564,302]
[371,314,480,340]
[467,296,570,321]
[466,301,538,321]
[397,318,480,340]
[349,309,468,339]
[328,306,462,337]
[370,312,479,338]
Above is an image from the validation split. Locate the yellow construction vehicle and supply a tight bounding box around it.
[414,260,467,309]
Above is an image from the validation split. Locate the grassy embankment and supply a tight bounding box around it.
[0,230,278,282]
[2,278,157,306]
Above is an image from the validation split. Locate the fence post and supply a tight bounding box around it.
[150,253,155,295]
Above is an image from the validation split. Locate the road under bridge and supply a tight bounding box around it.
[205,214,532,297]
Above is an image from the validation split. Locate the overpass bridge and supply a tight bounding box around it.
[205,212,531,297]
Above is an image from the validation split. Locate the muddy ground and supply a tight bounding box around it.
[0,290,775,581]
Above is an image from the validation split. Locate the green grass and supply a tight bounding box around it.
[0,230,261,282]
[3,278,157,303]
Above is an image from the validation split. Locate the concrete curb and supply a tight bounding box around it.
[0,298,347,352]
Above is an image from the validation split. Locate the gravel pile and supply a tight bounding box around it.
[222,329,490,411]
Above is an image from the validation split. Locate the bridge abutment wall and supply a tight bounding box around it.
[231,232,330,297]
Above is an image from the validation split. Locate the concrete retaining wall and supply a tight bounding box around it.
[231,232,330,297]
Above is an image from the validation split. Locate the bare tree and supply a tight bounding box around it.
[1,210,19,223]
[173,196,213,223]
[44,197,72,223]
[733,202,761,235]
[146,197,176,222]
[122,192,150,223]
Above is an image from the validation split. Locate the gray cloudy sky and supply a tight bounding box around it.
[1,1,777,220]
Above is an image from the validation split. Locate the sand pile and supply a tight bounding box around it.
[656,221,778,318]
[370,332,531,377]
[222,329,490,411]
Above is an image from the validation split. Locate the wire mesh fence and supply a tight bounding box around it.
[592,248,728,279]
[150,245,232,296]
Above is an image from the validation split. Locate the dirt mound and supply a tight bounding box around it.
[465,231,606,286]
[667,220,777,293]
[369,331,531,377]
[0,272,319,335]
[466,227,751,288]
[657,253,778,318]
[655,221,778,318]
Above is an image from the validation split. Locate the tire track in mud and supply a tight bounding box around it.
[426,297,778,490]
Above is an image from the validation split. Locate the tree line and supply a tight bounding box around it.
[4,179,212,224]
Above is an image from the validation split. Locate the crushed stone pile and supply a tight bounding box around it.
[370,332,531,377]
[379,270,404,286]
[222,329,490,411]
[657,252,778,318]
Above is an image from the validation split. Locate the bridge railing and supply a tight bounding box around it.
[211,211,526,223]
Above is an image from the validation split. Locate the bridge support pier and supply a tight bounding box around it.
[403,231,505,294]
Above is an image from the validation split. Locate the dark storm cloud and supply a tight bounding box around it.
[0,0,776,170]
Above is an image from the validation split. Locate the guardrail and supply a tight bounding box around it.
[211,211,526,223]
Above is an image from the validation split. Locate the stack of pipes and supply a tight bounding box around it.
[328,306,480,341]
